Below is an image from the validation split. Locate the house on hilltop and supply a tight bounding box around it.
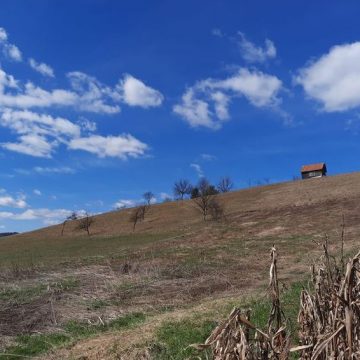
[301,163,327,179]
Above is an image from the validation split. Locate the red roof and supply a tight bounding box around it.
[301,162,326,173]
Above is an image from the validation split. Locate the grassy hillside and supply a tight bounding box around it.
[1,172,360,359]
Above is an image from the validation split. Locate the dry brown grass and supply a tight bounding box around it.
[2,173,360,358]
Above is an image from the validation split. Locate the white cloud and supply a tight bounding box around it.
[67,71,121,114]
[173,88,214,128]
[29,58,55,77]
[0,28,8,42]
[0,32,153,160]
[0,208,73,223]
[0,109,80,138]
[0,194,27,208]
[190,163,204,178]
[0,28,22,62]
[0,109,80,157]
[118,74,164,108]
[33,166,76,174]
[0,211,13,219]
[68,134,148,159]
[237,32,276,63]
[3,134,54,158]
[13,208,70,220]
[160,192,172,200]
[113,199,136,209]
[6,44,22,62]
[201,153,216,161]
[33,189,42,196]
[295,42,360,112]
[78,117,97,132]
[174,68,283,129]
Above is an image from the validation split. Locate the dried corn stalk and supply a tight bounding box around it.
[296,242,360,359]
[195,237,360,359]
[193,246,289,359]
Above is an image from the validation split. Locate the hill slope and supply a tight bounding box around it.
[1,172,360,359]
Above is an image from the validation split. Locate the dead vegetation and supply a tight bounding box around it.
[196,234,360,359]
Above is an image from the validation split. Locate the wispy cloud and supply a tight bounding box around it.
[237,32,276,63]
[29,58,55,77]
[33,166,76,174]
[190,163,204,177]
[0,27,22,62]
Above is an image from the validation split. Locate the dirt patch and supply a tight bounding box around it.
[0,294,54,336]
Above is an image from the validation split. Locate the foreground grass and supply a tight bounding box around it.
[150,282,304,359]
[0,312,146,359]
[0,282,304,359]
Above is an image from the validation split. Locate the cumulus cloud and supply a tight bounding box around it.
[0,109,80,157]
[0,194,27,208]
[237,32,276,63]
[0,69,160,115]
[33,189,42,196]
[29,58,55,77]
[118,74,164,108]
[0,28,157,160]
[67,71,121,114]
[68,134,148,159]
[174,68,283,129]
[295,42,360,112]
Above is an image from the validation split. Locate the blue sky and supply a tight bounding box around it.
[1,0,360,231]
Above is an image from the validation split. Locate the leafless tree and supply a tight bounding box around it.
[129,205,147,231]
[61,211,78,236]
[208,198,225,221]
[192,178,219,220]
[77,212,94,236]
[217,177,234,193]
[143,191,155,206]
[173,179,193,200]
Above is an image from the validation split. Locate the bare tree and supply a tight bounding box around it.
[208,198,225,221]
[173,179,193,200]
[192,178,219,220]
[217,177,234,193]
[143,191,155,206]
[129,205,147,231]
[61,211,78,236]
[77,212,94,236]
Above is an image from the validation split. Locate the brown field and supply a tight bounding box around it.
[1,172,360,359]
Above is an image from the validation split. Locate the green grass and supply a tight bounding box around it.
[0,284,47,304]
[150,282,304,359]
[0,312,146,359]
[151,319,215,360]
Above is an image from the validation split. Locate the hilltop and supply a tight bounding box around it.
[1,172,360,359]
